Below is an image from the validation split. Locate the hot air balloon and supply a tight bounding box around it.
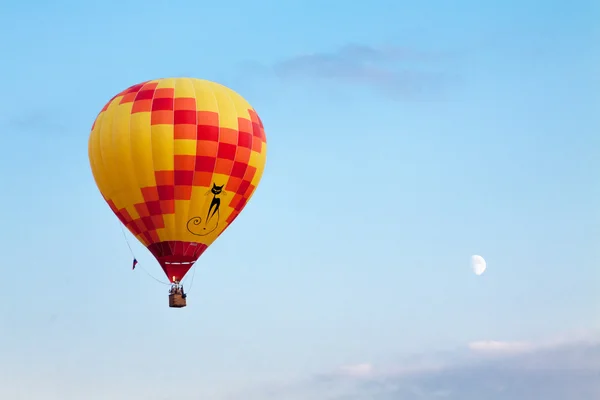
[88,78,267,308]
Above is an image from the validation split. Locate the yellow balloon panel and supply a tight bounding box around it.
[88,78,267,281]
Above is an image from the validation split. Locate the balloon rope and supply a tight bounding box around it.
[119,224,170,286]
[183,263,198,295]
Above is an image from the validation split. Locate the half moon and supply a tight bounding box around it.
[471,255,487,276]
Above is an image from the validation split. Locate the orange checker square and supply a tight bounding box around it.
[242,165,257,183]
[225,176,242,193]
[174,155,195,171]
[154,87,174,98]
[193,172,213,187]
[196,140,218,157]
[234,146,251,163]
[174,97,196,111]
[160,200,175,214]
[175,185,193,200]
[151,110,174,125]
[151,215,166,229]
[155,170,175,186]
[214,158,233,175]
[251,136,263,153]
[132,99,152,113]
[248,109,259,123]
[228,193,244,209]
[135,202,150,218]
[119,91,138,104]
[141,186,160,202]
[219,128,238,144]
[174,124,196,140]
[142,82,159,91]
[237,117,252,133]
[197,111,219,126]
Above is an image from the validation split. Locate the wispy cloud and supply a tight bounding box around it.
[235,330,600,400]
[468,330,600,357]
[270,44,458,99]
[467,340,535,355]
[2,110,66,134]
[337,363,375,378]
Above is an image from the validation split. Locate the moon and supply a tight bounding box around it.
[471,255,487,276]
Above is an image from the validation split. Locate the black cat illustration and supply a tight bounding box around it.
[206,183,224,226]
[186,183,227,237]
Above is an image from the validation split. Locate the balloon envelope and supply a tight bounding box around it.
[88,78,267,282]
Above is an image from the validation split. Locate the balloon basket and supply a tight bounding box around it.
[169,293,187,308]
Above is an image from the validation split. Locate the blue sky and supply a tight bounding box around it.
[0,0,599,399]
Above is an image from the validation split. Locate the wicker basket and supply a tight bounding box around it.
[169,293,187,308]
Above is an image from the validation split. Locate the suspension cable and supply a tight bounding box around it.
[119,224,170,286]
